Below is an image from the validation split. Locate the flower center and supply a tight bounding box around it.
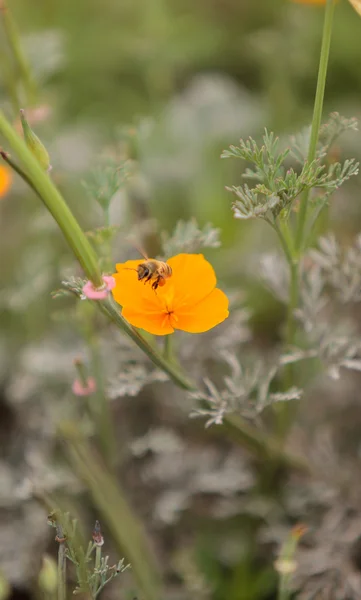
[161,308,179,329]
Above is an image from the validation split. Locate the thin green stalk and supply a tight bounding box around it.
[93,545,102,598]
[286,0,335,349]
[88,336,117,469]
[277,577,291,600]
[56,526,66,600]
[223,413,309,474]
[99,296,194,390]
[268,220,294,269]
[295,0,336,253]
[0,0,37,105]
[163,334,172,361]
[286,260,298,346]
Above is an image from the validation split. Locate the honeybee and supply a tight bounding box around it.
[127,244,172,290]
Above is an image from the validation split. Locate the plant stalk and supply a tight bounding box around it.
[0,0,37,105]
[93,545,102,598]
[56,526,66,600]
[286,0,336,347]
[295,0,336,254]
[0,110,103,287]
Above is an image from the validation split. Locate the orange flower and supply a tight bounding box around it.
[112,253,229,335]
[0,165,12,197]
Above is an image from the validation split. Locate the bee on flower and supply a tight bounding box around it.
[112,253,229,335]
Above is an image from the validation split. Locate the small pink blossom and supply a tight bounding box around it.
[82,275,115,300]
[72,376,97,396]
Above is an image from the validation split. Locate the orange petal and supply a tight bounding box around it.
[175,287,229,333]
[122,306,174,335]
[167,254,217,310]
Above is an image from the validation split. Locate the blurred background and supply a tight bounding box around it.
[2,0,361,599]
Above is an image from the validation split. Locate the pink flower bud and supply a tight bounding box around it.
[82,275,115,300]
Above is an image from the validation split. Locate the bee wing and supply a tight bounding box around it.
[126,237,149,260]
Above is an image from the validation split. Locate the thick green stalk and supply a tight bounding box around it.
[295,0,336,254]
[0,110,103,287]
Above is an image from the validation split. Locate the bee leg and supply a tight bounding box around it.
[152,276,161,290]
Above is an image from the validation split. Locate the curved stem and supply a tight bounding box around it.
[0,109,103,287]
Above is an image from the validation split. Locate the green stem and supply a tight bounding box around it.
[223,413,309,474]
[163,334,172,360]
[88,335,117,469]
[99,296,194,390]
[295,0,336,254]
[277,577,291,600]
[0,149,38,195]
[268,220,294,269]
[0,0,37,105]
[0,110,103,287]
[93,545,102,598]
[73,358,89,389]
[285,0,335,350]
[56,527,66,600]
[286,260,298,346]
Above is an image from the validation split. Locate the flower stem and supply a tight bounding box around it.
[56,525,66,600]
[295,0,336,254]
[0,0,37,105]
[92,545,102,598]
[99,296,194,390]
[163,334,172,361]
[286,0,335,347]
[0,110,103,288]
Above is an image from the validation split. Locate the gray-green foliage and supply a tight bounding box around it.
[222,125,359,221]
[47,511,129,598]
[290,112,358,164]
[82,159,132,212]
[190,351,302,427]
[161,218,221,256]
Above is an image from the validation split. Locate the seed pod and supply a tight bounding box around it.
[20,108,51,171]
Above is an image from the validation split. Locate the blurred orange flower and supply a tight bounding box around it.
[112,253,229,335]
[0,165,12,197]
